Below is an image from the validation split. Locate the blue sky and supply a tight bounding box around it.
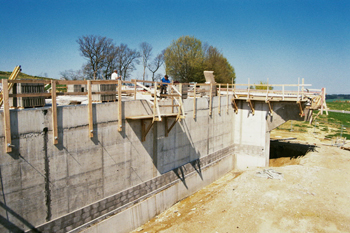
[1,0,349,94]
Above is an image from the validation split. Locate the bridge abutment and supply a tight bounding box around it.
[0,97,304,232]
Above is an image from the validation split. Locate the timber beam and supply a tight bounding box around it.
[141,119,154,142]
[231,97,238,114]
[247,99,255,115]
[266,100,273,116]
[297,101,304,117]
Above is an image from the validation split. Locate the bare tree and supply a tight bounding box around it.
[59,69,84,80]
[102,44,118,79]
[77,35,114,80]
[115,43,140,80]
[82,63,94,80]
[140,42,153,82]
[148,50,164,82]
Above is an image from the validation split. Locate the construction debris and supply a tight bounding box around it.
[256,169,284,180]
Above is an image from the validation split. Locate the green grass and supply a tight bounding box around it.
[326,101,350,111]
[317,111,350,125]
[1,70,70,92]
[325,133,350,139]
[0,71,51,80]
[275,109,350,140]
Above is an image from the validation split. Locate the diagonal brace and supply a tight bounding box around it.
[266,100,273,116]
[141,119,154,142]
[231,97,238,114]
[165,116,179,137]
[247,99,255,115]
[297,101,304,117]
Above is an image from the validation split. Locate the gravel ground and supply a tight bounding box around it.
[131,132,350,233]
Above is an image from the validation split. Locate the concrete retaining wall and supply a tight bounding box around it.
[0,96,302,232]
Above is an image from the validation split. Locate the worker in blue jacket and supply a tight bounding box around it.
[161,75,171,95]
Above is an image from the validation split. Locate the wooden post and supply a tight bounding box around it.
[171,81,174,113]
[51,80,58,144]
[266,78,269,101]
[134,79,137,100]
[87,80,93,138]
[297,77,300,102]
[247,78,250,100]
[178,83,182,114]
[218,84,221,114]
[2,79,12,153]
[153,82,157,121]
[226,83,229,114]
[193,83,196,119]
[302,78,305,100]
[118,79,122,132]
[209,83,213,116]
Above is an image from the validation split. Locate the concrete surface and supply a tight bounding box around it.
[0,96,303,232]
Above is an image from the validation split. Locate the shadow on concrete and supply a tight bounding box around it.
[191,159,203,180]
[127,112,202,178]
[270,140,317,159]
[55,106,64,150]
[7,109,20,159]
[0,201,40,233]
[173,167,188,189]
[91,103,99,145]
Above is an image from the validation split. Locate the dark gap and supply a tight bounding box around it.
[43,127,52,221]
[270,140,317,160]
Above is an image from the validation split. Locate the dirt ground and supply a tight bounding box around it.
[131,129,350,233]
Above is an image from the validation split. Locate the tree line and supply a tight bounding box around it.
[61,35,236,84]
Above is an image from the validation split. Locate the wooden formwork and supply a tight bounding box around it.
[1,77,325,153]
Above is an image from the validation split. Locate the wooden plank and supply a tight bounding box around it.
[126,115,153,120]
[9,93,52,98]
[165,117,178,137]
[2,79,12,152]
[159,94,181,97]
[57,92,87,96]
[92,91,117,95]
[193,85,196,119]
[247,99,255,115]
[266,100,273,116]
[10,79,50,84]
[141,119,154,142]
[209,83,213,116]
[0,66,21,107]
[226,83,229,114]
[232,98,238,114]
[158,105,180,107]
[91,80,119,84]
[118,80,122,132]
[134,80,137,100]
[57,80,86,85]
[136,82,153,93]
[87,81,93,138]
[218,84,221,114]
[51,81,58,144]
[126,113,179,120]
[297,101,304,116]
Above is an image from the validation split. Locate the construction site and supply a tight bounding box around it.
[0,66,336,233]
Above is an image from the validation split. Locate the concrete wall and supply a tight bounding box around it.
[0,96,303,232]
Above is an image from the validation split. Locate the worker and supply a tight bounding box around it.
[111,70,121,80]
[161,75,170,95]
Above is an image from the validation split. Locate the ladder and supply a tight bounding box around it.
[0,66,21,107]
